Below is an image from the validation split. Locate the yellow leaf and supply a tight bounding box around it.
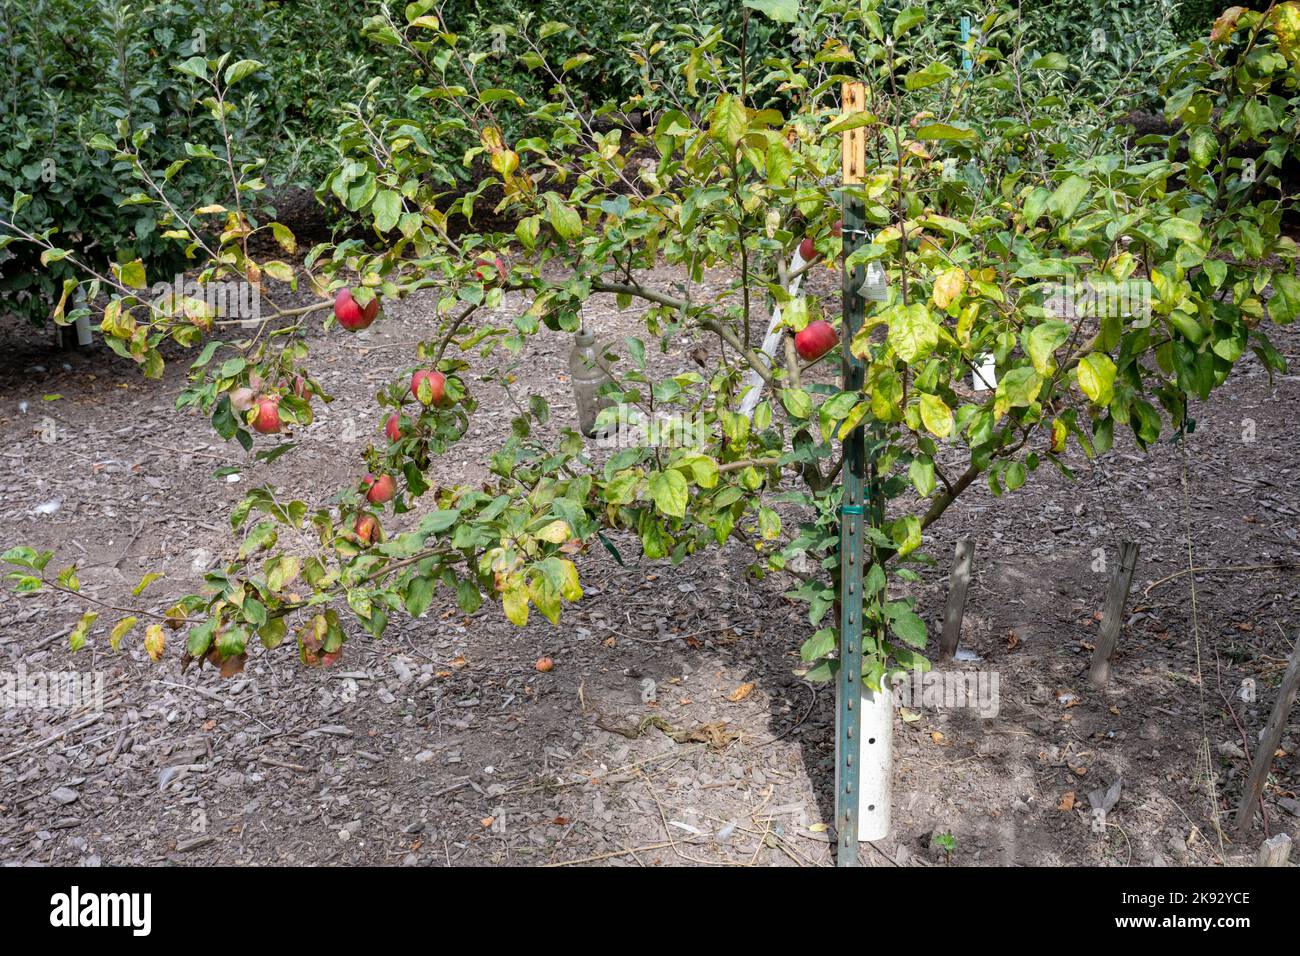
[931,267,967,310]
[144,624,165,661]
[109,617,137,651]
[535,520,571,544]
[502,584,529,626]
[726,682,755,702]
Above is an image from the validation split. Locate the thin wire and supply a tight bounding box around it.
[1179,422,1227,854]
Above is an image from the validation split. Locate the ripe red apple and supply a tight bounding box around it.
[831,220,844,238]
[799,237,816,260]
[361,295,380,325]
[363,473,396,505]
[474,256,507,284]
[334,288,377,331]
[251,395,282,434]
[354,513,380,546]
[410,368,447,406]
[385,413,403,443]
[535,657,555,673]
[794,319,839,362]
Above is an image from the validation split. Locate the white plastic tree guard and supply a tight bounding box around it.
[834,681,893,842]
[738,248,809,418]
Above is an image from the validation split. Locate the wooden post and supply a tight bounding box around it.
[835,81,868,867]
[1257,833,1293,867]
[1234,631,1300,832]
[1087,541,1140,689]
[939,539,975,660]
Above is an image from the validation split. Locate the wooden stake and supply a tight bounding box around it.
[1087,541,1140,689]
[939,539,975,660]
[1235,631,1300,832]
[1257,833,1293,867]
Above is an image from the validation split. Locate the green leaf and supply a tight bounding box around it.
[908,456,936,497]
[781,387,813,419]
[648,469,689,518]
[893,6,926,37]
[905,62,956,91]
[889,515,922,557]
[914,123,975,141]
[545,192,582,240]
[800,627,836,662]
[1048,176,1090,220]
[742,0,799,23]
[1030,52,1070,70]
[372,189,402,232]
[994,367,1043,419]
[404,576,435,618]
[69,611,98,652]
[1025,319,1070,374]
[132,572,163,596]
[223,59,264,86]
[884,601,927,648]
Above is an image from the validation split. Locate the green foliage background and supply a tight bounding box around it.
[0,0,1229,323]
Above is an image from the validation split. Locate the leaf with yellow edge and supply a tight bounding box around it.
[535,520,571,544]
[110,617,138,650]
[144,623,165,661]
[1075,352,1116,406]
[918,393,952,438]
[1051,417,1068,453]
[502,584,529,626]
[931,268,967,310]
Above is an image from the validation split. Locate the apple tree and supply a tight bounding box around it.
[2,0,1297,689]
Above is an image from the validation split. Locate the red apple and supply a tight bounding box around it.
[535,657,555,673]
[474,256,507,284]
[799,237,816,260]
[363,473,396,505]
[354,513,380,546]
[251,395,282,434]
[410,368,447,406]
[832,220,843,238]
[361,295,380,325]
[334,288,377,331]
[794,320,839,362]
[385,413,403,443]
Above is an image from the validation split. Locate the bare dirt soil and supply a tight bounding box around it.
[1,264,1297,867]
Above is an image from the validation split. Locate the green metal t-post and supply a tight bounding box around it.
[835,81,868,867]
